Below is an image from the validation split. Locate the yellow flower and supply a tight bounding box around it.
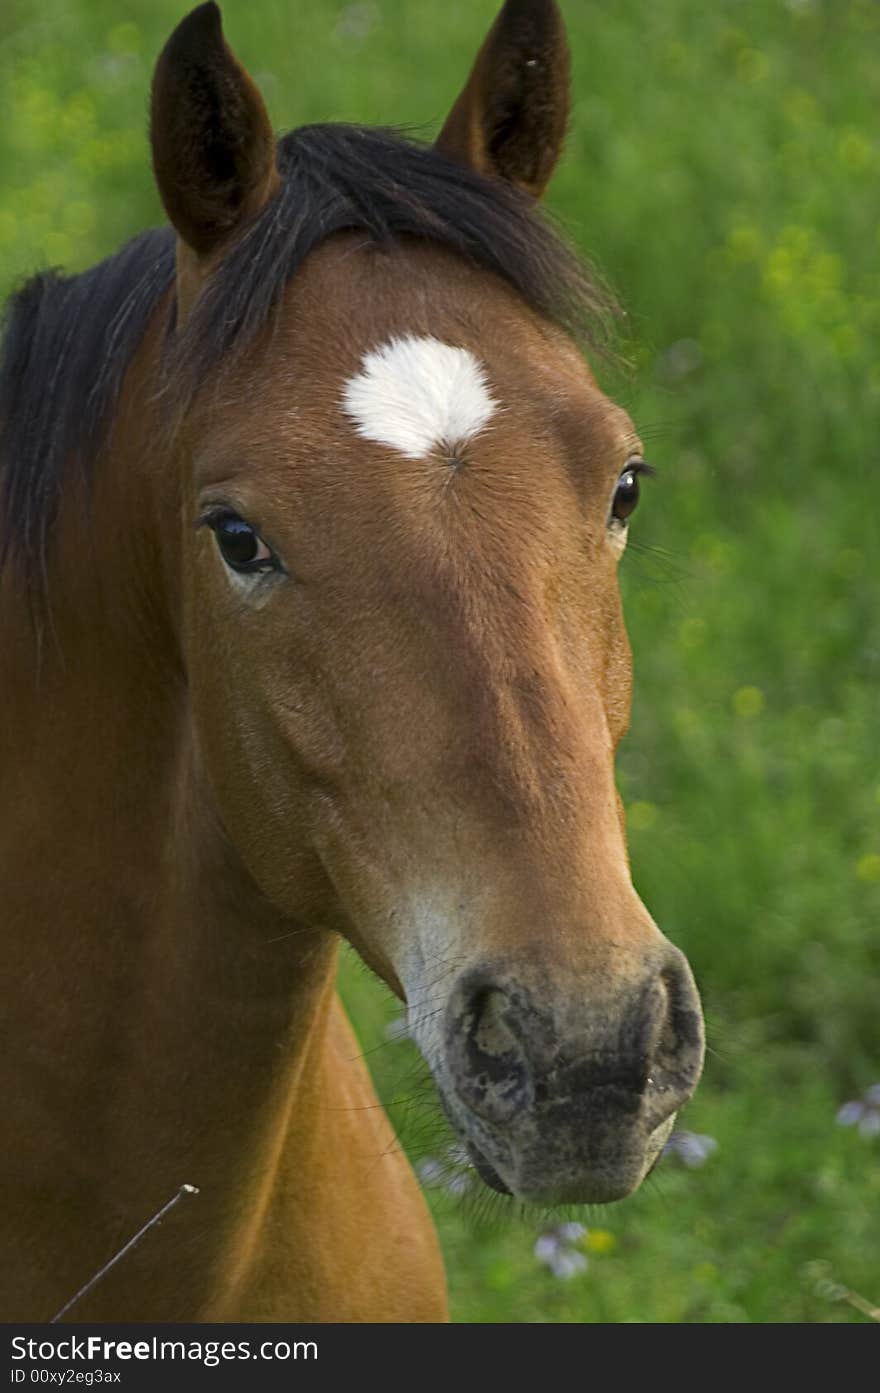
[583,1229,616,1256]
[856,855,880,885]
[733,686,765,719]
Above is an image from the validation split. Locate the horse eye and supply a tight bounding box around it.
[611,465,647,524]
[206,511,277,574]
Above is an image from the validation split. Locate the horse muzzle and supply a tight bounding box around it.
[431,945,705,1205]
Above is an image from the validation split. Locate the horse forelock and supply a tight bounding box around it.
[0,123,620,602]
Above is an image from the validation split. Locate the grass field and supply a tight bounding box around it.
[1,0,878,1322]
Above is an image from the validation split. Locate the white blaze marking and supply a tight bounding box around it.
[341,335,498,460]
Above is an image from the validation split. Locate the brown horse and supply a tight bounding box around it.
[0,1,704,1322]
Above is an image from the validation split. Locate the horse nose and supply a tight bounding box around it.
[445,945,704,1130]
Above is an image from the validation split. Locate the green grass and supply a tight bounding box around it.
[2,0,878,1322]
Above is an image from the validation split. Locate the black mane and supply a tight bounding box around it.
[0,124,619,590]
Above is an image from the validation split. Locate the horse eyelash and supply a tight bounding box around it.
[194,505,239,532]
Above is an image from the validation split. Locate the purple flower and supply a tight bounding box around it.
[534,1234,561,1264]
[662,1130,718,1168]
[445,1172,473,1196]
[534,1223,589,1280]
[858,1111,880,1139]
[548,1251,588,1280]
[416,1158,446,1187]
[836,1101,866,1127]
[836,1083,880,1138]
[557,1222,587,1244]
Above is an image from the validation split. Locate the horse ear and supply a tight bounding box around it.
[150,3,279,262]
[434,0,570,199]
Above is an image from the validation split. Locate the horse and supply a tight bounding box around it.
[0,0,704,1322]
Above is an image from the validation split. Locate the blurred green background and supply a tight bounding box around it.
[2,0,878,1322]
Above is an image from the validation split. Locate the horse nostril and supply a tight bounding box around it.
[643,950,705,1130]
[448,981,533,1125]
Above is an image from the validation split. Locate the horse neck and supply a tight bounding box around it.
[0,303,340,1302]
